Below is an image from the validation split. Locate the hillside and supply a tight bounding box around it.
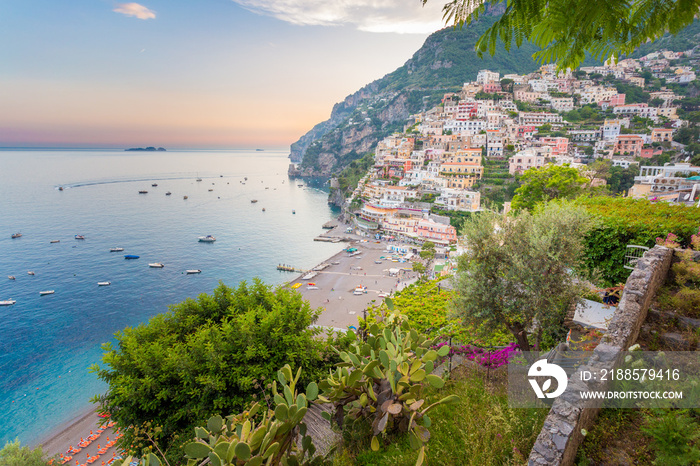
[290,8,545,174]
[291,16,700,177]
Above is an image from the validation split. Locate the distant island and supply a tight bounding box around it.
[125,146,166,151]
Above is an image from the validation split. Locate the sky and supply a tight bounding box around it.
[0,0,450,149]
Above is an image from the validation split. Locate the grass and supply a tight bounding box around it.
[575,409,654,465]
[331,364,547,466]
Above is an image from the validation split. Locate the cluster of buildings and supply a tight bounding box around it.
[341,48,700,242]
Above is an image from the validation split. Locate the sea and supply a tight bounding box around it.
[0,149,343,446]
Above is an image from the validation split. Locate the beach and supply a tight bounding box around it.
[39,408,119,464]
[291,221,418,330]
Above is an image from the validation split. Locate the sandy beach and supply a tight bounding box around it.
[290,221,418,330]
[39,408,120,465]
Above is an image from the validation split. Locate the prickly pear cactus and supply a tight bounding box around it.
[318,311,459,465]
[115,364,328,466]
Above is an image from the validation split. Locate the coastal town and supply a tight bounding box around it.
[320,48,700,250]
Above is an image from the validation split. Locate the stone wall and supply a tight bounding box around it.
[528,245,673,466]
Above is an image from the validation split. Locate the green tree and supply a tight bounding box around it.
[451,202,593,354]
[0,440,52,466]
[426,0,700,68]
[92,280,344,459]
[511,165,589,211]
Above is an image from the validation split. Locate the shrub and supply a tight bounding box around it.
[0,441,53,466]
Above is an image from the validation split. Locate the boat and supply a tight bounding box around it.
[98,281,111,286]
[292,210,296,214]
[208,188,213,192]
[244,177,248,181]
[39,290,55,296]
[11,233,22,239]
[262,208,266,212]
[50,240,60,243]
[166,192,172,196]
[298,184,303,187]
[251,199,258,203]
[75,235,85,240]
[196,177,202,182]
[0,300,16,306]
[110,247,124,252]
[152,183,158,187]
[58,186,64,191]
[198,235,216,242]
[8,276,15,280]
[27,271,35,276]
[138,190,148,194]
[186,269,201,274]
[183,196,188,199]
[124,254,140,259]
[149,263,164,268]
[291,283,302,289]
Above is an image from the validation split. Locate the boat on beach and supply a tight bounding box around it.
[149,263,164,268]
[124,254,140,259]
[39,290,55,296]
[186,269,201,274]
[198,235,216,242]
[0,300,16,306]
[110,247,124,252]
[98,281,111,286]
[11,233,22,239]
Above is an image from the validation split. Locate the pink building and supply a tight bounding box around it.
[517,125,537,139]
[482,82,501,93]
[538,137,569,156]
[415,218,457,245]
[614,135,644,157]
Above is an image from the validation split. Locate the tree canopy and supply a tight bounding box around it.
[91,280,344,458]
[511,164,589,211]
[451,202,593,354]
[426,0,700,69]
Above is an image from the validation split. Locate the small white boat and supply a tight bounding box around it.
[110,247,124,252]
[186,269,202,274]
[39,290,55,296]
[75,235,85,240]
[198,235,216,242]
[0,300,16,306]
[149,263,164,268]
[98,281,111,286]
[27,271,35,276]
[8,276,15,280]
[306,286,319,290]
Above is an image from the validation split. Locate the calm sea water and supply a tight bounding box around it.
[0,149,342,446]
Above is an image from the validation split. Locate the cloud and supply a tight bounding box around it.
[113,3,156,20]
[231,0,448,34]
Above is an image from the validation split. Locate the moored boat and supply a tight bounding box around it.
[251,199,258,203]
[0,300,16,306]
[27,271,35,276]
[292,210,296,214]
[75,235,85,240]
[124,254,140,259]
[58,186,64,191]
[8,276,15,280]
[39,290,55,296]
[184,195,188,199]
[149,263,164,268]
[166,192,172,196]
[11,233,21,239]
[186,269,201,274]
[98,281,111,286]
[50,240,60,243]
[152,183,158,187]
[110,247,124,252]
[198,235,216,242]
[138,190,148,194]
